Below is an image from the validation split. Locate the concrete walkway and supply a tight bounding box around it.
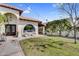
[0,37,24,56]
[0,35,45,56]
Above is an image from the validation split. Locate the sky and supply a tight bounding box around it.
[7,3,68,22]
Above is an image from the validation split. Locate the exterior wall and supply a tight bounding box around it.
[0,24,5,34]
[5,14,18,24]
[0,6,19,35]
[0,7,19,15]
[0,6,39,39]
[0,7,20,24]
[38,26,45,35]
[18,20,38,38]
[42,26,45,34]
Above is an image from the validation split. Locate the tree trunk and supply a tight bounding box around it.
[65,30,71,37]
[74,25,77,44]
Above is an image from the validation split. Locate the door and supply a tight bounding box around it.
[5,24,16,36]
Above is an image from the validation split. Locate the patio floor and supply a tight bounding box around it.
[0,36,24,56]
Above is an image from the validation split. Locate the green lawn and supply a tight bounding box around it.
[20,36,79,56]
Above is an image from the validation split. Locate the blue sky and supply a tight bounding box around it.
[7,3,68,22]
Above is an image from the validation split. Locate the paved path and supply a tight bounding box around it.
[0,38,24,56]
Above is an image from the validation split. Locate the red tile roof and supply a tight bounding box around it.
[0,4,23,14]
[20,16,41,23]
[20,16,46,26]
[0,4,45,26]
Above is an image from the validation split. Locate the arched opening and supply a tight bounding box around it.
[24,24,35,32]
[4,13,17,22]
[4,13,17,36]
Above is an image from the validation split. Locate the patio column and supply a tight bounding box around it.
[42,26,45,35]
[34,25,38,35]
[18,26,21,37]
[17,15,22,40]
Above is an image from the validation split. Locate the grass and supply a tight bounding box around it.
[20,36,79,56]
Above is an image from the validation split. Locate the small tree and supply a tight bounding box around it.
[59,3,79,44]
[46,19,71,36]
[0,13,7,36]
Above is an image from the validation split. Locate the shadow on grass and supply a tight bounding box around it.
[34,41,64,51]
[47,35,79,40]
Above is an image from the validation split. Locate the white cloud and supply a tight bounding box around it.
[52,4,57,8]
[23,10,31,14]
[27,7,32,11]
[52,3,61,8]
[23,7,32,14]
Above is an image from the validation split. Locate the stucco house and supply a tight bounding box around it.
[0,4,45,40]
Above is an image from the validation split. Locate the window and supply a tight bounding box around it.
[24,24,35,32]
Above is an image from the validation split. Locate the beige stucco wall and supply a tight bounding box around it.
[0,6,39,38]
[0,7,19,15]
[0,7,20,24]
[18,20,38,38]
[0,7,19,35]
